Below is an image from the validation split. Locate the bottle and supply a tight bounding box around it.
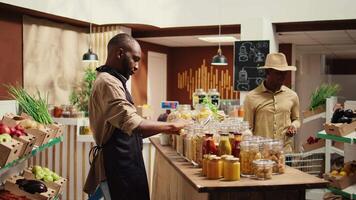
[218,132,232,156]
[192,89,207,109]
[208,89,220,107]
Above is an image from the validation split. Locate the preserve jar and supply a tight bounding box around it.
[240,141,261,177]
[253,159,274,180]
[223,157,240,181]
[207,156,223,179]
[263,140,285,174]
[202,132,218,155]
[218,132,231,156]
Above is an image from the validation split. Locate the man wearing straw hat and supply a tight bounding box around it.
[244,53,300,152]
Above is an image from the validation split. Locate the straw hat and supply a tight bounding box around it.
[260,53,296,71]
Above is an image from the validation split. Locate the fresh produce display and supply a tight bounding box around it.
[306,136,321,145]
[6,85,53,124]
[32,166,61,182]
[330,160,356,177]
[16,178,48,194]
[18,119,39,129]
[331,108,356,124]
[309,83,340,110]
[0,190,31,200]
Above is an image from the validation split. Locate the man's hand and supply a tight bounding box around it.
[286,125,297,137]
[166,121,189,135]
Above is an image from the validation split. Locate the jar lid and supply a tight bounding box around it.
[221,155,234,160]
[211,156,221,160]
[207,155,218,160]
[225,157,239,162]
[253,159,274,166]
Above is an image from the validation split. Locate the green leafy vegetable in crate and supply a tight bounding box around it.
[309,83,340,110]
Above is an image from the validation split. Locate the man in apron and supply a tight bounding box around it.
[243,53,300,152]
[84,33,186,200]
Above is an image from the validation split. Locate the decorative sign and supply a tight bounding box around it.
[161,101,179,110]
[234,40,269,91]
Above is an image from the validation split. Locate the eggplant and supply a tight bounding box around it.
[338,116,352,124]
[16,179,47,194]
[331,108,345,123]
[344,109,356,118]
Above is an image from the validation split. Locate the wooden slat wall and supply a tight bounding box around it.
[177,60,239,100]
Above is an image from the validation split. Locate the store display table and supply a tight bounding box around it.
[150,138,327,200]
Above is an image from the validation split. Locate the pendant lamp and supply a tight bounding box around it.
[82,10,98,62]
[211,24,228,66]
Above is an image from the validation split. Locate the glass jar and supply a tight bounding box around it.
[176,129,185,155]
[208,88,220,107]
[177,104,192,120]
[218,132,232,156]
[241,121,253,141]
[192,88,207,109]
[194,128,204,166]
[253,159,274,180]
[203,154,216,176]
[202,133,218,156]
[238,106,245,118]
[263,140,285,174]
[184,127,194,160]
[223,157,240,181]
[240,141,261,177]
[221,154,234,176]
[207,156,223,179]
[230,133,242,158]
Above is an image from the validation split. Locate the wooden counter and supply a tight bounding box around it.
[150,138,328,200]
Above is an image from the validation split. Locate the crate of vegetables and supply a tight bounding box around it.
[324,161,356,189]
[0,134,23,167]
[23,166,66,196]
[4,175,56,200]
[325,108,356,136]
[302,137,325,152]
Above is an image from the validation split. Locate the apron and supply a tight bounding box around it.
[93,66,149,200]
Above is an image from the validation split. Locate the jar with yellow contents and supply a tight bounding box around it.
[221,155,234,176]
[218,132,232,156]
[202,154,216,176]
[240,141,261,177]
[223,157,240,181]
[207,156,223,179]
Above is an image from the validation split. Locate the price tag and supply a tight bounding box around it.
[161,101,179,110]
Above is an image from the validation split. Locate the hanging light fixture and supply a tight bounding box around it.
[82,1,98,63]
[211,24,228,66]
[211,0,227,66]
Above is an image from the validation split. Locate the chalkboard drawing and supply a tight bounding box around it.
[257,67,266,77]
[239,45,248,62]
[238,68,248,83]
[255,77,264,85]
[254,52,265,63]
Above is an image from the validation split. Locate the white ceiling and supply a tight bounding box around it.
[137,30,356,58]
[137,34,240,47]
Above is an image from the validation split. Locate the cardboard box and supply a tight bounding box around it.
[324,121,356,136]
[25,128,52,146]
[302,139,325,152]
[4,175,56,200]
[0,138,23,167]
[302,106,326,118]
[324,173,356,189]
[23,167,66,196]
[13,134,36,157]
[46,124,62,138]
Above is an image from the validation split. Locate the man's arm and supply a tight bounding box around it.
[286,94,300,137]
[243,95,255,131]
[134,120,186,138]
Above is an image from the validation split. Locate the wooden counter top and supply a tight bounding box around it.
[150,137,328,193]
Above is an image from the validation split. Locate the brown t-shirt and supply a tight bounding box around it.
[84,72,143,194]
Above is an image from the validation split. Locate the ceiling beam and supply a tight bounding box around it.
[132,25,240,38]
[275,19,356,32]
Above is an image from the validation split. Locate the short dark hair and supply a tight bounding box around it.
[107,33,136,52]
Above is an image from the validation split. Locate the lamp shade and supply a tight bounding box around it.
[82,48,98,62]
[211,49,228,66]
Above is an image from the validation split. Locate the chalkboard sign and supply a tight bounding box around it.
[234,40,269,91]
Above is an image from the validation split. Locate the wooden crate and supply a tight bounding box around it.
[13,134,36,157]
[324,173,356,189]
[25,128,51,146]
[324,121,356,136]
[23,167,66,196]
[302,106,325,118]
[4,175,56,200]
[0,138,23,167]
[302,139,325,152]
[46,124,62,138]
